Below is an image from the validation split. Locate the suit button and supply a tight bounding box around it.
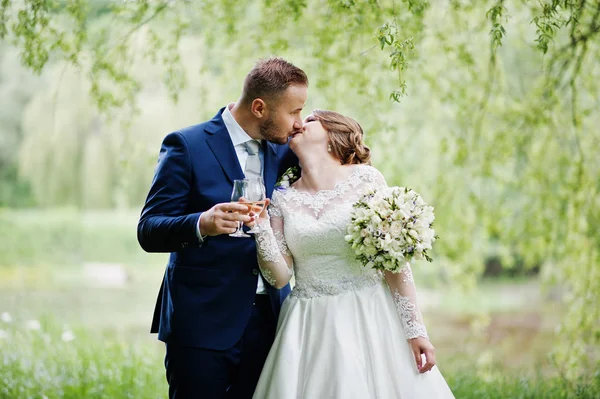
[252,269,259,276]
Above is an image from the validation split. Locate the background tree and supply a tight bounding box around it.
[0,44,39,206]
[1,0,598,380]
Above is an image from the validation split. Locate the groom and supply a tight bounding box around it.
[137,57,308,398]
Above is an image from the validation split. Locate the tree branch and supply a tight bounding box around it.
[108,1,171,55]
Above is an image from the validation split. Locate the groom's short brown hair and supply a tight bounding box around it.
[241,57,308,106]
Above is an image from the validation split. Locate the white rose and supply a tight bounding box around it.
[371,214,382,225]
[390,222,403,237]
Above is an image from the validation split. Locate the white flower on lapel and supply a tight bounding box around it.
[275,166,300,190]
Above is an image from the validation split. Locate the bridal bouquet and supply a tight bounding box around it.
[345,186,438,273]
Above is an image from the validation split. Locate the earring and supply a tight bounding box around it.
[327,144,332,153]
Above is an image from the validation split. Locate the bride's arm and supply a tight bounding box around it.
[366,166,429,338]
[253,196,294,289]
[384,265,436,373]
[384,265,428,339]
[367,166,436,372]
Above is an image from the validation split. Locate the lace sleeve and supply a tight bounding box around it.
[384,264,429,340]
[254,193,294,289]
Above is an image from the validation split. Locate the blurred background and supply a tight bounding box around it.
[0,1,599,398]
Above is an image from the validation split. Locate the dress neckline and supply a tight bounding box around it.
[287,165,363,197]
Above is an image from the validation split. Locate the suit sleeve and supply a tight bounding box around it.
[137,132,202,253]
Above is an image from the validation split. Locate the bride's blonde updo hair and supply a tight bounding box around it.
[312,109,371,165]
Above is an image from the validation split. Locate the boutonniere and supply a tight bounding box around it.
[275,166,300,190]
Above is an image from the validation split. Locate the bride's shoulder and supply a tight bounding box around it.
[271,185,294,204]
[268,188,290,216]
[355,164,387,184]
[271,187,286,201]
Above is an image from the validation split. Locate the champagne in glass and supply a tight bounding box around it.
[246,177,267,234]
[229,179,251,238]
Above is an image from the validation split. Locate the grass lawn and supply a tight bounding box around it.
[0,209,598,398]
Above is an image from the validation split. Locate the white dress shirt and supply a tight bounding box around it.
[197,105,267,294]
[221,106,264,176]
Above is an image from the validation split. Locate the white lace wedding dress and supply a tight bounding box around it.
[252,165,454,399]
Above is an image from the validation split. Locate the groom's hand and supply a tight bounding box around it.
[199,202,253,236]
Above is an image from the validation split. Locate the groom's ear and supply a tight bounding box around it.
[251,98,267,119]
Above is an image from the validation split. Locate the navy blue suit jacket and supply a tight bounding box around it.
[138,108,296,350]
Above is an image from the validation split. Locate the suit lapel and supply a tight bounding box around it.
[263,142,278,198]
[205,108,281,193]
[205,110,245,184]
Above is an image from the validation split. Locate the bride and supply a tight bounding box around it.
[251,110,455,398]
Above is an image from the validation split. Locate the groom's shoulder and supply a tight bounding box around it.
[175,122,210,138]
[167,109,225,142]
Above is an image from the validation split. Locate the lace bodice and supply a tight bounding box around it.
[274,165,383,289]
[255,164,429,340]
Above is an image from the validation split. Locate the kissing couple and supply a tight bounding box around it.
[138,57,454,399]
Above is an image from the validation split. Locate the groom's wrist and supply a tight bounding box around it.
[196,214,208,244]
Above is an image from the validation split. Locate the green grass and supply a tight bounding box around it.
[1,317,598,399]
[447,372,600,399]
[0,208,166,267]
[0,208,598,398]
[0,318,165,399]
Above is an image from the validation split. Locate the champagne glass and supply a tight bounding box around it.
[229,179,251,238]
[246,177,267,234]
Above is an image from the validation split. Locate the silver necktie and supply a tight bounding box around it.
[244,139,267,293]
[244,140,262,179]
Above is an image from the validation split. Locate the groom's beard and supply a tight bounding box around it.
[259,116,288,145]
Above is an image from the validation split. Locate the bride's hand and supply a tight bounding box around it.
[248,198,270,228]
[257,198,270,221]
[408,337,436,373]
